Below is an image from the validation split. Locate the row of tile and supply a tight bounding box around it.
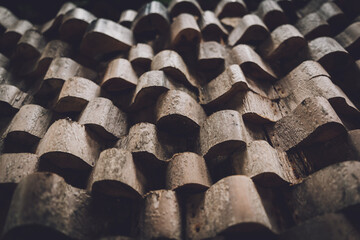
[1,93,358,188]
[1,160,360,239]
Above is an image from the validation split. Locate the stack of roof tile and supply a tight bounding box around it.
[0,0,360,239]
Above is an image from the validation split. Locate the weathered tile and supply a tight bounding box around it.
[335,22,360,56]
[128,43,154,69]
[0,7,18,32]
[0,153,38,186]
[0,85,33,114]
[89,148,145,199]
[151,50,197,87]
[199,11,228,41]
[43,57,97,91]
[5,104,52,147]
[256,0,287,31]
[54,76,101,112]
[119,9,137,28]
[166,152,211,192]
[267,97,346,151]
[186,175,275,239]
[37,40,72,74]
[279,76,359,117]
[168,0,202,18]
[140,190,182,240]
[13,29,46,60]
[37,119,100,169]
[198,41,225,70]
[130,70,175,110]
[230,91,283,123]
[228,14,269,46]
[2,172,116,239]
[132,1,169,38]
[115,122,168,164]
[317,2,346,30]
[259,24,307,60]
[0,20,33,51]
[232,44,277,81]
[232,140,297,186]
[308,37,350,72]
[156,90,206,134]
[40,2,76,34]
[1,1,360,239]
[170,13,201,48]
[81,18,134,59]
[101,58,138,91]
[215,0,248,19]
[199,64,273,108]
[59,8,96,41]
[79,97,128,139]
[199,110,247,159]
[295,13,330,40]
[288,161,360,223]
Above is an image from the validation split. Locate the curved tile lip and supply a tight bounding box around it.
[227,14,269,46]
[266,36,307,60]
[232,45,277,82]
[203,139,247,159]
[228,25,269,47]
[273,121,346,152]
[328,96,360,117]
[199,11,228,37]
[170,13,201,48]
[6,130,42,145]
[130,86,169,110]
[91,179,143,200]
[215,0,248,19]
[315,50,350,71]
[219,221,276,237]
[168,0,203,18]
[81,18,134,59]
[151,51,197,88]
[78,97,128,140]
[298,121,346,147]
[167,182,210,193]
[251,171,293,186]
[242,112,280,124]
[101,78,137,91]
[132,151,169,165]
[239,62,277,81]
[200,82,249,108]
[59,8,96,41]
[155,90,205,134]
[54,96,89,112]
[61,7,96,25]
[39,151,95,170]
[84,123,119,140]
[132,1,170,36]
[0,85,32,113]
[156,113,201,134]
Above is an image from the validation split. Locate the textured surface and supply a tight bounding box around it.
[0,0,360,239]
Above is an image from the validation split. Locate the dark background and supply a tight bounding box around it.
[0,0,220,24]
